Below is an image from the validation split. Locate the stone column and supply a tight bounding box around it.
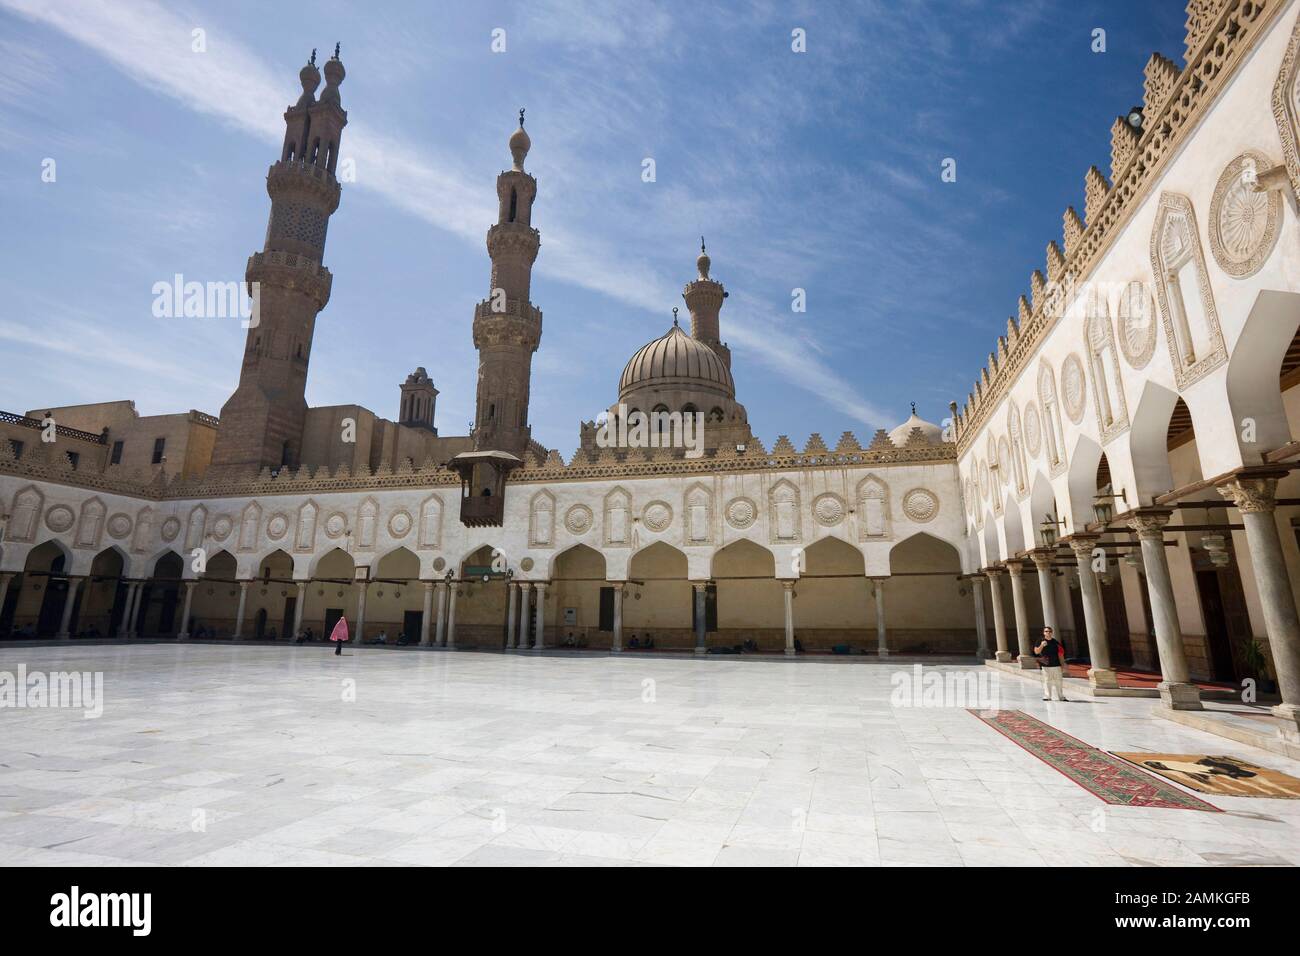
[612,582,624,653]
[177,580,196,640]
[116,582,137,638]
[233,580,249,640]
[1007,560,1037,669]
[984,568,1011,662]
[127,581,145,637]
[1127,510,1201,710]
[971,575,989,658]
[693,582,708,655]
[55,576,83,640]
[354,581,369,646]
[505,583,518,650]
[434,581,448,646]
[782,579,796,656]
[1219,476,1300,726]
[1067,534,1118,687]
[533,582,547,650]
[446,583,459,649]
[292,581,307,641]
[420,581,434,647]
[517,582,531,649]
[1028,549,1059,636]
[873,578,888,656]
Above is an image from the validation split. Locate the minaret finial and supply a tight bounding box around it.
[700,235,706,253]
[911,401,917,415]
[310,48,317,66]
[333,42,340,59]
[672,307,679,327]
[519,107,526,128]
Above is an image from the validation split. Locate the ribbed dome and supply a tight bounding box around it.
[619,323,733,397]
[888,409,945,446]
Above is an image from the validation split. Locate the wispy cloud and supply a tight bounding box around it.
[0,0,887,436]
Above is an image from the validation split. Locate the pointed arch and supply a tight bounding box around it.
[710,538,775,578]
[375,545,420,580]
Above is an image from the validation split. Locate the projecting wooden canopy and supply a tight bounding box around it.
[448,450,522,527]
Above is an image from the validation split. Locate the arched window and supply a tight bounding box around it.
[1151,192,1224,389]
[652,404,670,441]
[508,188,517,223]
[1007,403,1027,494]
[1038,362,1064,469]
[1085,291,1129,441]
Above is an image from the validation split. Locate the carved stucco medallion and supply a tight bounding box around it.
[1209,151,1282,278]
[902,488,939,523]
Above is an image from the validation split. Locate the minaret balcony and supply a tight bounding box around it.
[266,159,341,211]
[486,222,540,260]
[246,251,333,311]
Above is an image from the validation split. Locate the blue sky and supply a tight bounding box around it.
[0,0,1186,456]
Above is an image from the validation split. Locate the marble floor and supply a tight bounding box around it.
[1,644,1298,867]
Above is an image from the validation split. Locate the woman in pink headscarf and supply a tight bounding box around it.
[329,616,349,656]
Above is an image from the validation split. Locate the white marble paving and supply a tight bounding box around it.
[1,644,1299,867]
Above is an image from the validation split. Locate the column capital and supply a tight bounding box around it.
[691,580,708,592]
[781,579,795,592]
[1216,475,1280,514]
[421,579,434,590]
[518,581,532,591]
[1005,559,1024,577]
[1066,533,1101,559]
[1126,507,1173,538]
[1028,548,1055,570]
[982,565,1004,578]
[611,581,625,591]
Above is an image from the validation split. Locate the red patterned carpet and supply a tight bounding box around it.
[1061,662,1233,691]
[969,709,1219,811]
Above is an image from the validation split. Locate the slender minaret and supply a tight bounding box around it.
[682,238,731,370]
[210,46,347,474]
[471,110,542,457]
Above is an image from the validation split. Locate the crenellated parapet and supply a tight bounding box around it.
[952,0,1283,451]
[0,422,957,503]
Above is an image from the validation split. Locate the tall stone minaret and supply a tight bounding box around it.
[472,110,542,458]
[210,46,347,474]
[683,238,731,370]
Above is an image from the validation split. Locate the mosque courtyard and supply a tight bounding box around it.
[0,644,1297,868]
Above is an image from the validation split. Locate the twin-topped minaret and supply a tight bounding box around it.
[210,46,347,474]
[471,110,543,459]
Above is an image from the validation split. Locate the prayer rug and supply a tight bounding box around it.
[968,709,1219,810]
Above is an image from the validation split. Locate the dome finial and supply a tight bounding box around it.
[911,401,917,415]
[672,307,679,327]
[695,238,711,280]
[509,108,531,171]
[332,42,341,60]
[310,48,317,66]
